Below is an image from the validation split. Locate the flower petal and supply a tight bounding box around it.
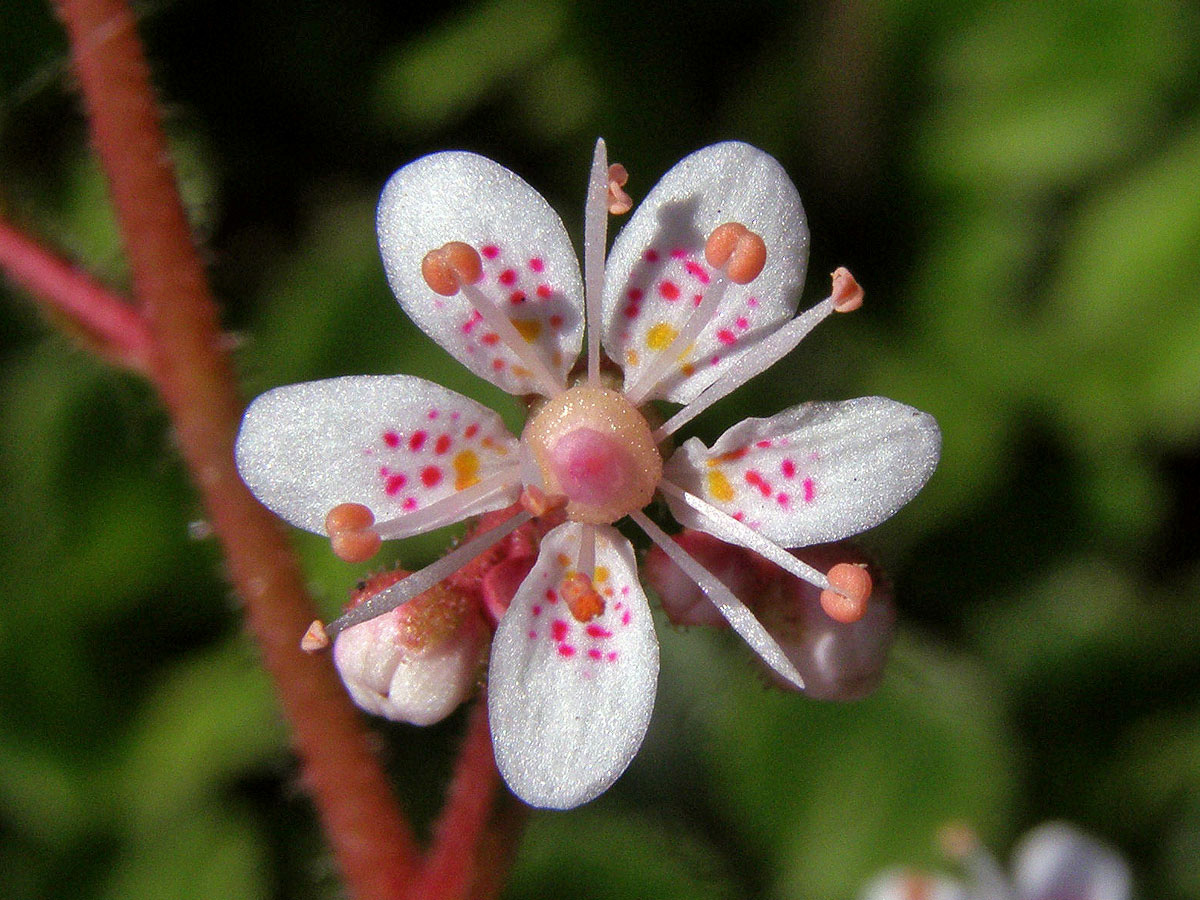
[602,142,808,403]
[1012,822,1132,900]
[488,522,659,809]
[235,375,520,535]
[663,397,940,548]
[858,870,967,900]
[378,151,584,396]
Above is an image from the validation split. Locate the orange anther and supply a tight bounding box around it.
[704,222,767,284]
[562,572,605,622]
[830,266,864,312]
[937,822,979,861]
[326,502,381,563]
[607,163,632,215]
[818,562,872,623]
[519,485,568,517]
[301,619,330,653]
[421,241,484,296]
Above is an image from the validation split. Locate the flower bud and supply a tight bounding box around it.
[644,530,895,700]
[333,569,488,725]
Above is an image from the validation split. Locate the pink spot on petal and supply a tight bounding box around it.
[756,440,772,448]
[717,329,737,345]
[777,493,790,507]
[403,497,417,510]
[623,305,640,319]
[549,314,564,330]
[588,648,603,660]
[711,355,722,365]
[621,586,630,595]
[558,644,576,657]
[434,434,452,455]
[409,431,427,451]
[643,249,660,263]
[532,605,542,616]
[621,610,631,626]
[735,316,748,330]
[747,296,759,307]
[498,269,517,286]
[509,291,526,304]
[659,281,680,300]
[482,245,499,259]
[383,431,400,448]
[606,651,618,662]
[781,458,796,478]
[685,260,710,284]
[551,620,569,641]
[528,630,538,640]
[586,624,612,639]
[545,589,558,603]
[627,287,643,301]
[692,294,703,307]
[529,257,544,273]
[536,284,552,299]
[481,333,500,346]
[803,477,816,503]
[421,466,442,487]
[428,410,439,420]
[465,423,479,438]
[670,248,687,260]
[385,474,407,495]
[745,470,772,497]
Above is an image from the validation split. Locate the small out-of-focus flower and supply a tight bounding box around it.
[860,822,1133,900]
[236,139,941,808]
[644,530,895,700]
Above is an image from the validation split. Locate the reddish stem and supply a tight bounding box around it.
[411,701,505,900]
[49,0,420,896]
[0,216,153,373]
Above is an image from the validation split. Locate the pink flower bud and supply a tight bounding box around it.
[333,570,488,725]
[644,530,895,700]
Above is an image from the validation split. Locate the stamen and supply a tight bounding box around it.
[371,469,521,539]
[326,502,381,563]
[584,138,610,383]
[518,484,568,517]
[301,619,330,653]
[606,164,632,215]
[658,480,831,591]
[421,240,565,397]
[562,571,604,622]
[631,509,805,689]
[830,266,864,312]
[818,563,872,623]
[319,510,534,641]
[421,241,483,296]
[577,522,596,580]
[704,222,767,285]
[622,222,766,406]
[654,266,857,439]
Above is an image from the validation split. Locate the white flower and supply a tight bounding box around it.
[861,822,1133,900]
[235,140,941,809]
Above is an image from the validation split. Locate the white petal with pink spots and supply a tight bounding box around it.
[601,142,808,403]
[488,522,658,809]
[663,396,941,548]
[235,375,520,534]
[378,151,584,396]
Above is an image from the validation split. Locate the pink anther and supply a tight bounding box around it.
[325,502,381,563]
[830,266,864,312]
[818,562,872,623]
[607,163,632,215]
[301,619,330,653]
[421,241,484,296]
[704,222,767,284]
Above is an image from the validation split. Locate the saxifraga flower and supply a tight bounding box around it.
[235,140,941,808]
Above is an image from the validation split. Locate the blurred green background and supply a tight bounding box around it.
[2,0,1199,897]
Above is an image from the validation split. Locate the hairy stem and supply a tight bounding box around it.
[50,0,420,895]
[0,216,153,373]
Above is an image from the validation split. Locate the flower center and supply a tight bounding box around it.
[522,385,662,525]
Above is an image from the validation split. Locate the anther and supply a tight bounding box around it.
[519,484,568,517]
[421,241,484,296]
[830,266,864,312]
[562,572,605,622]
[326,502,382,563]
[301,619,330,653]
[704,222,767,284]
[607,164,632,215]
[818,562,872,623]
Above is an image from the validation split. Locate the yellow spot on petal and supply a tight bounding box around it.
[594,565,610,584]
[480,436,509,456]
[646,322,678,351]
[625,349,639,367]
[453,450,480,490]
[513,319,542,342]
[557,552,572,567]
[512,365,531,377]
[706,469,735,503]
[680,362,696,376]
